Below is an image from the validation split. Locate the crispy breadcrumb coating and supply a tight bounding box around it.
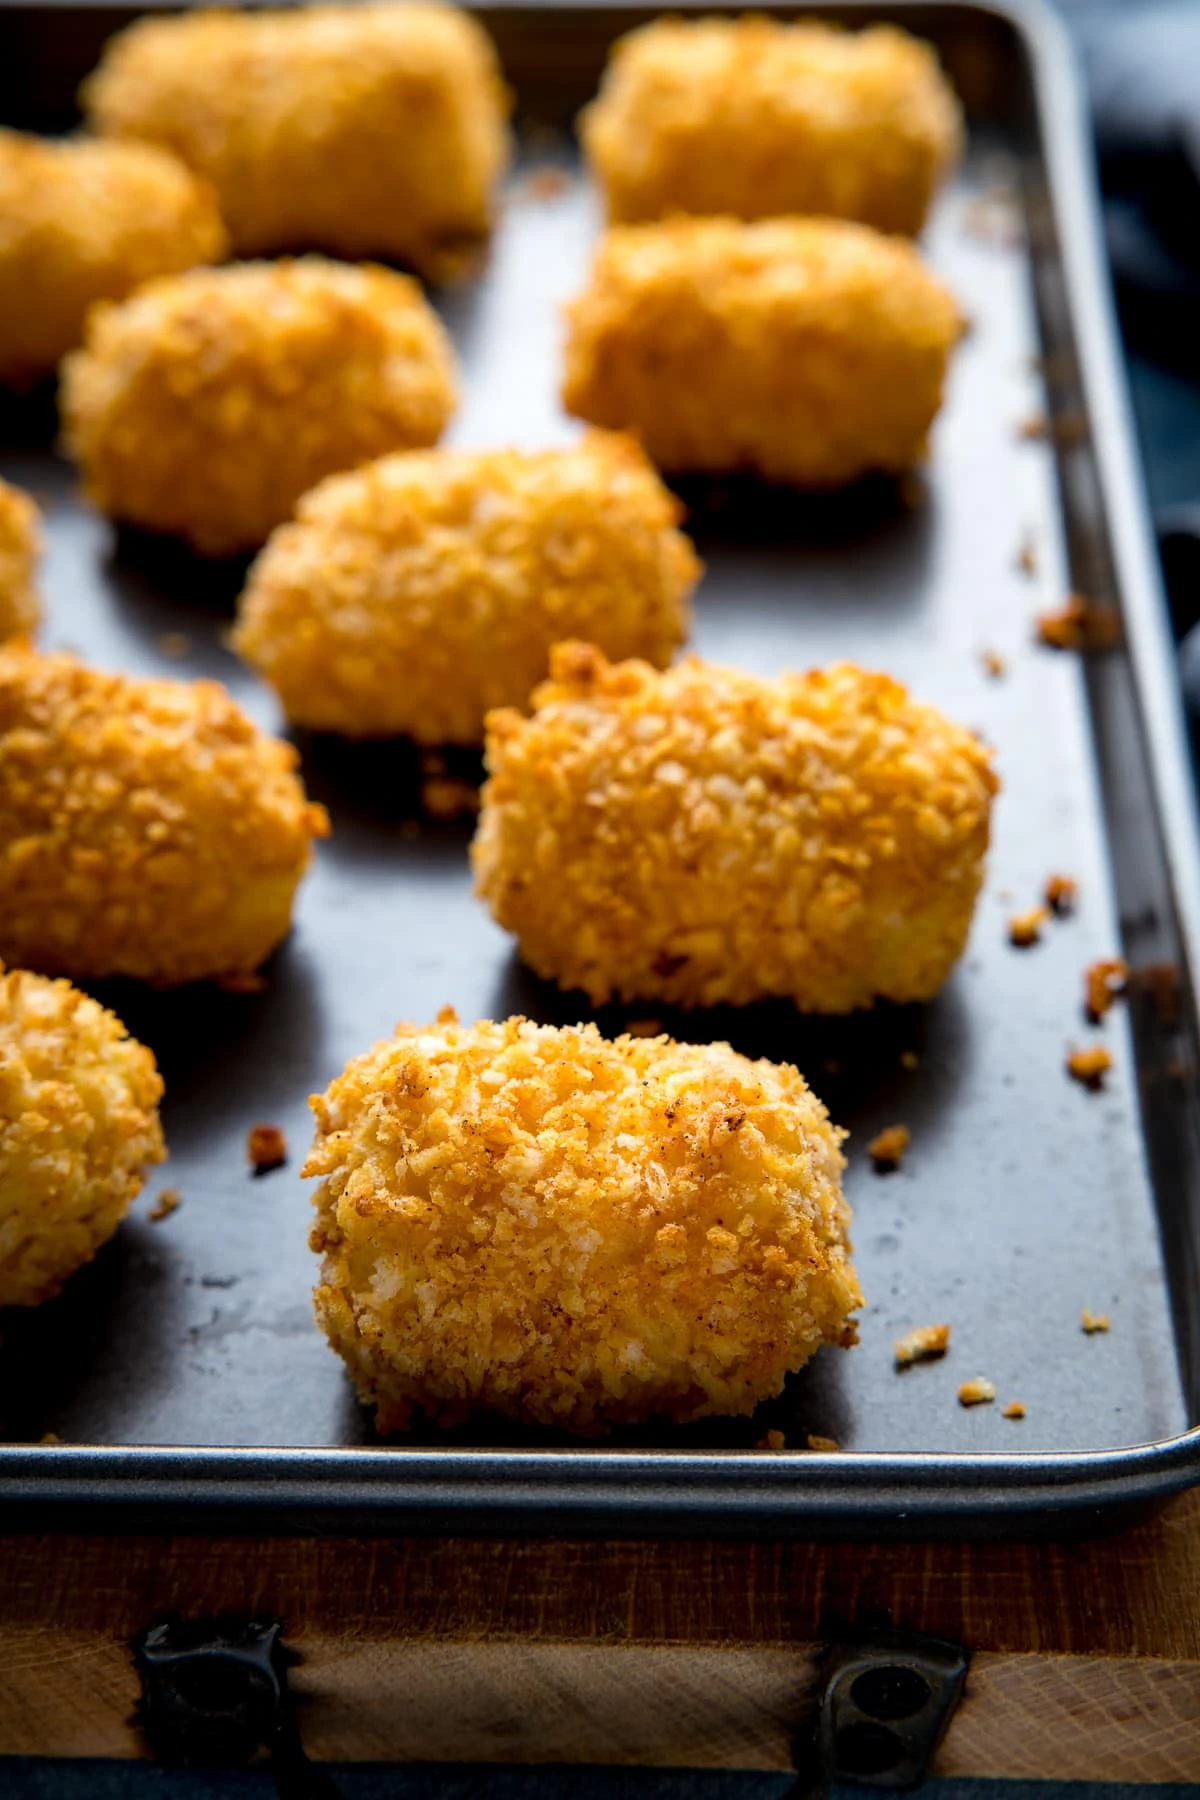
[582,17,961,235]
[0,480,39,642]
[60,258,456,556]
[958,1378,995,1406]
[0,963,164,1307]
[83,5,510,278]
[474,645,997,1012]
[0,129,226,388]
[233,433,699,743]
[306,1011,861,1434]
[0,644,328,985]
[562,216,961,486]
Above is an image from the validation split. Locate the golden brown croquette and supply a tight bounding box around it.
[473,644,997,1012]
[306,1011,861,1434]
[83,4,510,277]
[0,480,40,642]
[0,129,226,388]
[0,963,164,1307]
[233,432,699,743]
[562,217,962,487]
[0,644,328,985]
[582,16,961,234]
[60,258,457,556]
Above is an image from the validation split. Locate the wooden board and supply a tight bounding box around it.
[2,1490,1200,1779]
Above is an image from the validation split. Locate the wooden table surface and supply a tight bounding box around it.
[3,1488,1200,1783]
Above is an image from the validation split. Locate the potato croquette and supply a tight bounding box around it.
[0,964,164,1307]
[306,1012,861,1433]
[83,5,510,277]
[0,480,40,642]
[0,129,226,388]
[474,645,997,1012]
[60,258,457,556]
[233,432,699,743]
[582,17,961,235]
[562,217,962,487]
[0,644,329,985]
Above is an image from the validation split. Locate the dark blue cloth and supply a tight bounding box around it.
[1,1769,1198,1800]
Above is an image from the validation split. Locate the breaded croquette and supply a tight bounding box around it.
[0,480,40,642]
[0,644,328,985]
[83,4,510,278]
[474,645,997,1012]
[233,432,699,743]
[0,129,226,388]
[306,1011,861,1433]
[563,217,962,487]
[582,17,962,235]
[60,258,457,556]
[0,963,164,1307]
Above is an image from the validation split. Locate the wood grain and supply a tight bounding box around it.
[2,1490,1199,1776]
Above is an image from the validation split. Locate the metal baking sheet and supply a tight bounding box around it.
[0,0,1198,1536]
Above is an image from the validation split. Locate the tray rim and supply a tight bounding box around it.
[2,0,1200,1536]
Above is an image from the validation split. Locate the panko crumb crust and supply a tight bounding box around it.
[0,963,164,1307]
[0,480,40,642]
[582,16,962,235]
[83,4,511,277]
[0,128,226,388]
[61,257,457,556]
[474,644,997,1012]
[234,431,700,743]
[306,1011,861,1434]
[562,216,962,487]
[0,644,328,985]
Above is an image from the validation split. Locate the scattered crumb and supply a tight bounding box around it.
[958,1378,997,1407]
[980,648,1006,679]
[1066,1044,1113,1089]
[625,1018,663,1038]
[1085,957,1129,1024]
[1035,594,1120,652]
[755,1429,786,1451]
[1081,1308,1111,1334]
[894,1323,951,1367]
[1018,411,1088,449]
[1001,1400,1027,1420]
[247,1124,287,1173]
[867,1124,910,1171]
[422,776,479,820]
[899,1050,919,1071]
[522,165,572,202]
[158,631,192,659]
[38,1432,62,1445]
[1008,906,1048,948]
[419,749,447,776]
[1044,874,1078,916]
[960,189,1022,246]
[217,970,266,995]
[148,1188,181,1222]
[1016,532,1038,577]
[805,1433,840,1453]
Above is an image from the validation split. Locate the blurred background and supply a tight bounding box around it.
[1061,0,1200,734]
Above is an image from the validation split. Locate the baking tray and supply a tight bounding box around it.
[0,0,1198,1539]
